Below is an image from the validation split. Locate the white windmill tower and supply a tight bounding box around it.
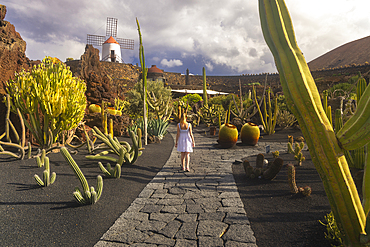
[87,17,134,63]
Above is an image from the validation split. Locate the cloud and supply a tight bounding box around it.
[2,0,370,75]
[160,59,183,68]
[205,62,214,72]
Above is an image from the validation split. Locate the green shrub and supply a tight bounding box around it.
[6,56,87,150]
[181,93,202,105]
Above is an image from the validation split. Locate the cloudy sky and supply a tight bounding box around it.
[3,0,370,75]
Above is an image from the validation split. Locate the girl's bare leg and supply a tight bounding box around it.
[181,152,186,170]
[185,152,190,171]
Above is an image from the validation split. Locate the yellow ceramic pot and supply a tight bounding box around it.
[241,122,260,146]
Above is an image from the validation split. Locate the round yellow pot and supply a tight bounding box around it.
[218,123,238,148]
[241,122,260,146]
[89,104,101,113]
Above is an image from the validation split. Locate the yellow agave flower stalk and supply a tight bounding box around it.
[6,56,87,150]
[259,0,370,246]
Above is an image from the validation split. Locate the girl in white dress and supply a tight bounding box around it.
[175,112,195,171]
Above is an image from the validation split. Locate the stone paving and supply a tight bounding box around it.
[95,124,287,247]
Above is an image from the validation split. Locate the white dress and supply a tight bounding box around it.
[177,123,193,153]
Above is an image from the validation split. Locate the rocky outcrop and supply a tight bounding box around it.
[0,5,31,95]
[0,5,32,137]
[69,44,118,106]
[69,45,130,136]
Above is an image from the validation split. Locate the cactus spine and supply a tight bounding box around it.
[61,147,103,205]
[259,0,370,245]
[202,67,208,106]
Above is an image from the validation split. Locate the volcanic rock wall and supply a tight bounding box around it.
[0,5,34,137]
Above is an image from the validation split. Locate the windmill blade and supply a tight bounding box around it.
[87,34,105,46]
[106,17,118,37]
[116,38,134,50]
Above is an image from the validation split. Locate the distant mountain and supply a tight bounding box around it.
[308,35,370,71]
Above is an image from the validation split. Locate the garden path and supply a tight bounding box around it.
[94,124,287,246]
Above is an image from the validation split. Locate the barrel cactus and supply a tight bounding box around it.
[240,122,260,146]
[218,123,238,148]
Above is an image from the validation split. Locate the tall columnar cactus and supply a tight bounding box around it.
[259,1,370,245]
[136,18,148,146]
[61,147,103,205]
[287,164,298,194]
[322,90,333,127]
[34,156,56,187]
[357,77,367,101]
[253,86,278,135]
[202,67,208,106]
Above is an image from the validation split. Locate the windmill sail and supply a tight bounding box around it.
[87,34,106,46]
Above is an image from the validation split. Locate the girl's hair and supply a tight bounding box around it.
[180,107,188,122]
[180,111,187,122]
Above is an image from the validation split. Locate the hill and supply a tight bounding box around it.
[308,35,370,71]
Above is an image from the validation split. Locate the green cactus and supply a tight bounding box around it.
[287,164,298,194]
[231,79,266,123]
[147,91,173,122]
[322,90,333,127]
[272,150,280,158]
[263,158,283,180]
[253,86,278,135]
[98,162,121,178]
[0,94,32,160]
[242,160,254,178]
[86,127,143,165]
[34,156,56,187]
[198,104,223,127]
[357,77,367,101]
[256,153,265,169]
[287,137,305,166]
[6,57,86,150]
[259,1,369,244]
[136,18,148,146]
[36,149,47,167]
[60,147,103,205]
[202,67,208,106]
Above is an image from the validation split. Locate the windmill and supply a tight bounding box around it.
[87,17,134,63]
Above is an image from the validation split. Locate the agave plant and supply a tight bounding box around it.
[148,118,169,140]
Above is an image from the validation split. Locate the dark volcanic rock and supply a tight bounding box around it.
[0,5,32,138]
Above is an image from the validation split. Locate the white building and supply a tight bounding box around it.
[102,36,122,63]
